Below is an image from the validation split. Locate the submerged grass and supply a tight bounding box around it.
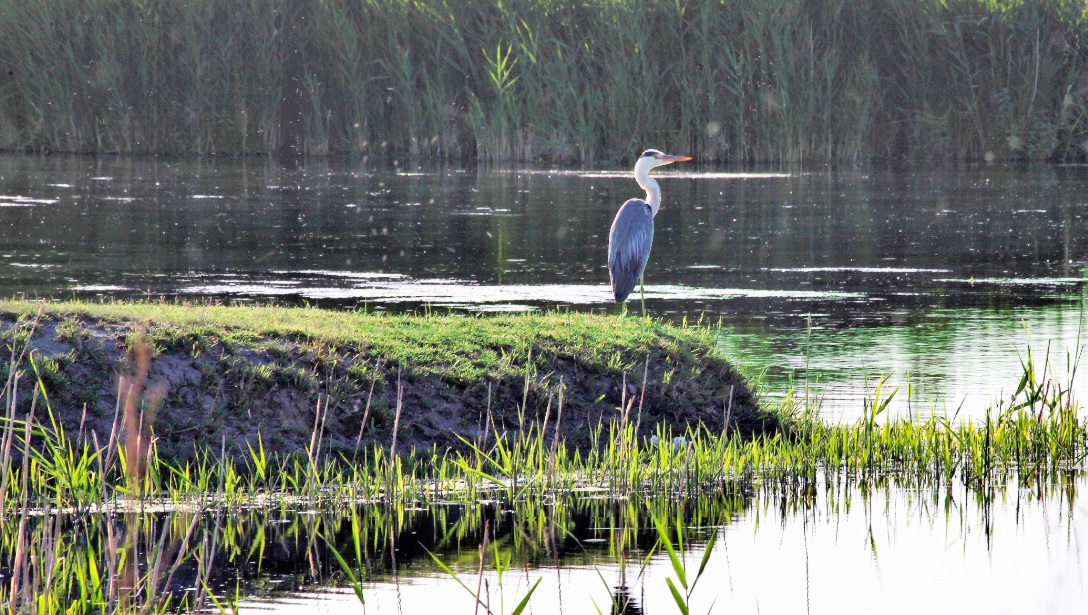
[0,0,1085,162]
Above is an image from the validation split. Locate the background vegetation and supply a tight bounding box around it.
[0,0,1086,163]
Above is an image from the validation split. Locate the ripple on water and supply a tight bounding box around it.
[179,273,865,305]
[934,277,1087,285]
[0,195,58,206]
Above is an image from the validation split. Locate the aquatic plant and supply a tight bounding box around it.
[0,0,1084,162]
[653,512,717,615]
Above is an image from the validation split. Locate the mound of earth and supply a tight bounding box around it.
[0,305,777,460]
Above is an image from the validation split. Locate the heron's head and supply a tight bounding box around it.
[636,149,692,173]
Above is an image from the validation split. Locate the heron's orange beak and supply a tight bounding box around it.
[660,154,692,163]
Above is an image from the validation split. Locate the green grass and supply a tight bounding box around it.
[0,299,764,462]
[0,0,1084,162]
[0,299,709,383]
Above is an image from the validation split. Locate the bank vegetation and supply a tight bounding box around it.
[0,0,1085,163]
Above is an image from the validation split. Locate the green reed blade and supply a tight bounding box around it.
[510,577,542,615]
[653,516,687,590]
[665,576,689,615]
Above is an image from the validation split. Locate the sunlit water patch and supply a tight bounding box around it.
[0,195,58,206]
[771,266,953,273]
[179,272,863,305]
[70,284,134,292]
[256,479,1087,614]
[518,169,794,180]
[720,298,1088,421]
[935,276,1088,286]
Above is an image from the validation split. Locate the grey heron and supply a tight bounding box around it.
[607,149,691,304]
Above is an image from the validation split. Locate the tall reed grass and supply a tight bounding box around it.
[0,0,1084,162]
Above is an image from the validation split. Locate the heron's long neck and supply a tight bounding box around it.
[635,166,662,217]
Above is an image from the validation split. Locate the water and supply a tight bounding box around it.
[2,154,1088,421]
[242,482,1087,614]
[11,477,1083,614]
[3,154,1088,612]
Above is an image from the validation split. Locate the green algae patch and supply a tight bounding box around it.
[0,300,770,459]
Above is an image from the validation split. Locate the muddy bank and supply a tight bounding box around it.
[0,304,775,460]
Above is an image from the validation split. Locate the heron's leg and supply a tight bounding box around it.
[639,275,646,316]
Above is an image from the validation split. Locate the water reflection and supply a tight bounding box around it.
[2,155,1088,419]
[721,296,1088,421]
[3,475,1082,613]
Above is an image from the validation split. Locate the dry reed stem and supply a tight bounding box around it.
[391,367,404,460]
[0,372,19,524]
[120,332,163,495]
[308,394,324,468]
[474,519,491,615]
[352,357,382,462]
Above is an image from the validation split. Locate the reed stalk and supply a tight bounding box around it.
[0,0,1084,162]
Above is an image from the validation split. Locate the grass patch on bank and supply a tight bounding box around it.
[0,299,709,382]
[0,299,764,461]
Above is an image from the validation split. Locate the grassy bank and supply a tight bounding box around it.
[0,300,765,460]
[0,0,1085,162]
[0,313,1084,509]
[0,300,1084,512]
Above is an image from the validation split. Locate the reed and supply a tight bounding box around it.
[1,352,1084,517]
[653,511,716,615]
[0,0,1084,162]
[4,464,1060,613]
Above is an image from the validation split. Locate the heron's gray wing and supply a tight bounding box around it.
[608,199,654,302]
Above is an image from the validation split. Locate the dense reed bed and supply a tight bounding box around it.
[0,0,1085,162]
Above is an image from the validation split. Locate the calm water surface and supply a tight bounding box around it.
[2,154,1088,611]
[16,477,1080,614]
[276,482,1086,615]
[2,154,1088,420]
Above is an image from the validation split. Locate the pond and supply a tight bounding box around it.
[2,154,1087,421]
[2,153,1088,613]
[266,478,1085,615]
